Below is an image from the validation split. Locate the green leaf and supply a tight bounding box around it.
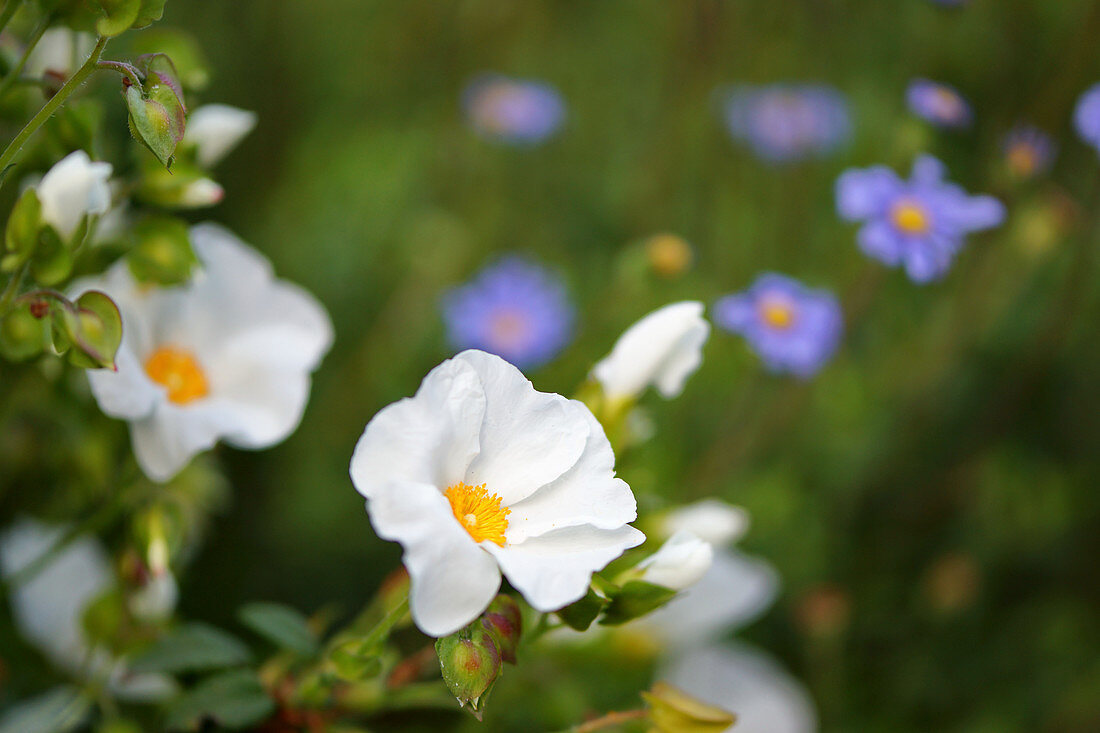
[555,587,609,631]
[329,638,383,681]
[129,623,252,674]
[4,189,42,269]
[598,580,679,626]
[238,602,319,656]
[0,686,91,733]
[128,216,198,285]
[91,0,142,37]
[166,670,275,731]
[64,290,123,370]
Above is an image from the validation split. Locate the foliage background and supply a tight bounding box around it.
[6,1,1100,731]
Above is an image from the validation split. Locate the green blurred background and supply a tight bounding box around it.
[28,1,1100,730]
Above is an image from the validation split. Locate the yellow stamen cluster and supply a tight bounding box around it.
[445,482,511,546]
[891,200,931,235]
[759,299,796,330]
[144,346,209,404]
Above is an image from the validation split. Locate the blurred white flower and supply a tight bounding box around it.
[661,499,749,547]
[128,571,179,622]
[592,301,709,401]
[634,530,713,591]
[36,150,112,240]
[660,643,818,733]
[0,519,176,701]
[351,349,644,636]
[184,104,258,167]
[25,28,94,79]
[178,177,225,208]
[78,223,333,482]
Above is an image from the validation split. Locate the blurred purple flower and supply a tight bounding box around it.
[906,79,972,129]
[836,155,1005,283]
[1002,125,1057,178]
[1074,83,1100,155]
[714,273,843,378]
[463,74,565,145]
[721,84,852,163]
[442,256,574,369]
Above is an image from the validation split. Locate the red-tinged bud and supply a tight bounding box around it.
[482,594,522,664]
[435,621,502,717]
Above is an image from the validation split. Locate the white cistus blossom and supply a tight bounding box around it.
[351,349,645,637]
[634,530,714,591]
[36,150,112,240]
[661,499,749,548]
[79,223,333,482]
[25,28,95,79]
[184,105,258,168]
[592,301,709,401]
[661,644,818,733]
[0,519,176,701]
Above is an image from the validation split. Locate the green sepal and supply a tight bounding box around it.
[598,580,679,626]
[52,290,123,370]
[0,301,49,361]
[91,0,142,37]
[131,28,210,91]
[5,189,42,269]
[31,227,73,286]
[555,587,609,631]
[125,54,186,169]
[133,0,167,29]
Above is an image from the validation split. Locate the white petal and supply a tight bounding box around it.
[86,340,160,420]
[178,178,224,207]
[635,531,713,591]
[25,29,95,78]
[592,302,710,401]
[659,643,818,733]
[0,519,112,675]
[351,356,486,499]
[636,549,779,647]
[184,105,258,168]
[209,370,312,450]
[367,480,501,636]
[130,401,237,482]
[488,524,645,612]
[506,406,636,543]
[459,350,590,505]
[36,151,112,240]
[661,500,749,547]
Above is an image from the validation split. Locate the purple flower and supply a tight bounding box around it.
[721,84,851,163]
[836,155,1005,283]
[442,257,574,369]
[906,79,972,129]
[463,75,565,145]
[1074,83,1100,155]
[1002,125,1057,178]
[714,274,843,378]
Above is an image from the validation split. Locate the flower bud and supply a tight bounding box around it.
[645,233,693,278]
[642,681,736,733]
[633,531,713,591]
[183,105,257,168]
[481,594,522,664]
[435,621,502,716]
[36,151,112,241]
[661,500,749,547]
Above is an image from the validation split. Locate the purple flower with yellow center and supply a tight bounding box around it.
[463,74,565,145]
[714,274,843,378]
[907,79,972,129]
[442,256,574,369]
[722,84,852,163]
[836,155,1005,283]
[1074,83,1100,155]
[1002,125,1057,178]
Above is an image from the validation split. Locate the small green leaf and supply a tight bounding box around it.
[238,602,319,656]
[598,580,679,626]
[555,587,609,631]
[92,0,142,37]
[129,623,252,674]
[128,216,197,285]
[0,686,91,733]
[166,670,275,731]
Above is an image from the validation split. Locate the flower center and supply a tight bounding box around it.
[489,311,529,351]
[758,297,797,330]
[144,346,209,404]
[445,482,510,546]
[932,88,962,120]
[1007,144,1036,175]
[891,200,931,235]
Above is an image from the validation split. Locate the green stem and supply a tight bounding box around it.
[0,1,20,38]
[0,260,29,313]
[0,35,108,186]
[555,708,648,733]
[96,59,142,88]
[0,14,51,102]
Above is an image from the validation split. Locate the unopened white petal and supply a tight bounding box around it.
[635,530,713,591]
[662,500,749,547]
[185,105,258,167]
[36,151,112,240]
[178,178,224,208]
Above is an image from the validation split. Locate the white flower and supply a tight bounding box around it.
[661,499,749,547]
[350,349,645,636]
[592,301,709,401]
[184,105,258,168]
[634,530,713,591]
[660,643,818,733]
[79,223,333,482]
[25,29,94,79]
[129,571,179,622]
[0,519,176,701]
[178,177,225,207]
[36,151,112,240]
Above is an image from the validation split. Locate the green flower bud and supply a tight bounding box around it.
[482,595,522,664]
[0,301,49,361]
[642,681,736,733]
[435,621,501,717]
